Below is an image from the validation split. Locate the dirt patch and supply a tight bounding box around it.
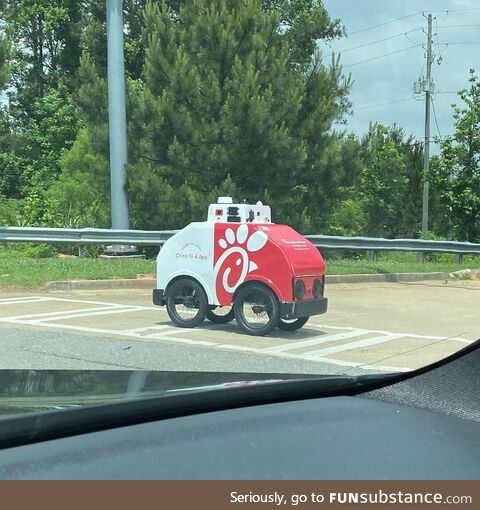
[471,269,480,280]
[136,273,155,280]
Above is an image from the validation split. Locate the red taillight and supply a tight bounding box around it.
[312,278,323,298]
[293,279,305,301]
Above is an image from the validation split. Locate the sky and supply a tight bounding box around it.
[320,0,480,152]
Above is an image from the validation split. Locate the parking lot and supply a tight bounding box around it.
[0,279,479,374]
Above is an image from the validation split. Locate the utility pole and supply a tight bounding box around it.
[106,0,129,232]
[421,13,433,233]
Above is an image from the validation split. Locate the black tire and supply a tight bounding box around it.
[233,283,280,336]
[277,316,310,331]
[165,278,207,328]
[206,306,235,324]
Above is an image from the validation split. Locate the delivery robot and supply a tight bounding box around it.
[153,197,328,336]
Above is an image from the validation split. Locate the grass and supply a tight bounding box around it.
[327,253,480,276]
[0,250,156,288]
[1,248,479,289]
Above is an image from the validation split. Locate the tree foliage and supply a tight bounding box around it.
[262,0,344,68]
[3,0,83,112]
[327,124,430,239]
[430,70,480,242]
[0,2,82,202]
[120,0,353,230]
[0,0,476,246]
[359,124,425,238]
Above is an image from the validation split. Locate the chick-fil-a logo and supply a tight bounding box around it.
[213,224,268,303]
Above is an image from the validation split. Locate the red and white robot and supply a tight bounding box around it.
[153,197,328,336]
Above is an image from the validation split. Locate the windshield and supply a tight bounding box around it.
[0,0,479,414]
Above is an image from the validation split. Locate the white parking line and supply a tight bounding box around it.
[0,296,49,305]
[219,344,267,353]
[1,320,220,347]
[0,305,127,322]
[143,327,191,337]
[47,296,161,311]
[306,334,405,358]
[315,356,411,373]
[30,306,145,323]
[216,344,411,372]
[262,330,369,353]
[312,323,473,344]
[122,325,174,334]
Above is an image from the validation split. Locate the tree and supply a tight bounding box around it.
[45,129,110,228]
[78,0,151,83]
[18,0,352,231]
[2,0,83,117]
[0,26,13,197]
[351,123,437,239]
[122,0,352,231]
[262,0,344,69]
[19,84,80,193]
[329,124,428,239]
[0,2,82,206]
[359,125,409,238]
[430,70,480,242]
[0,34,9,90]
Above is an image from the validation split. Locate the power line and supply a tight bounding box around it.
[346,8,480,38]
[431,96,442,139]
[353,97,414,111]
[347,12,422,37]
[435,7,480,13]
[434,16,442,64]
[442,41,480,45]
[437,25,480,29]
[322,28,423,59]
[344,44,420,68]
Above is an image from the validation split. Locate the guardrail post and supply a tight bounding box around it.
[367,250,377,263]
[78,245,85,258]
[455,254,464,265]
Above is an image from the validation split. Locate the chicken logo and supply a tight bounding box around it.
[213,224,268,302]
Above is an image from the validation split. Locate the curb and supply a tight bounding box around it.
[43,272,446,292]
[44,279,157,292]
[325,272,445,284]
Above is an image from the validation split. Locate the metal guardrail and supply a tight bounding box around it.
[305,235,480,255]
[1,226,480,262]
[0,227,178,246]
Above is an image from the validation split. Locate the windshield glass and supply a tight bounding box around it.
[0,0,479,415]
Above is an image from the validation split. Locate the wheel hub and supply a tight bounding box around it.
[183,296,197,308]
[252,304,267,315]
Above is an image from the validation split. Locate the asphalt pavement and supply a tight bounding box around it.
[0,280,479,375]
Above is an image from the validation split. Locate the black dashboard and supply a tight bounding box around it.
[0,341,479,480]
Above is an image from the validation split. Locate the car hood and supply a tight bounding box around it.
[0,369,338,419]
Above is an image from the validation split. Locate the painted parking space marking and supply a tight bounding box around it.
[1,305,128,322]
[306,334,405,358]
[312,323,474,344]
[0,296,50,305]
[31,306,146,323]
[122,325,172,333]
[261,330,370,354]
[0,295,474,373]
